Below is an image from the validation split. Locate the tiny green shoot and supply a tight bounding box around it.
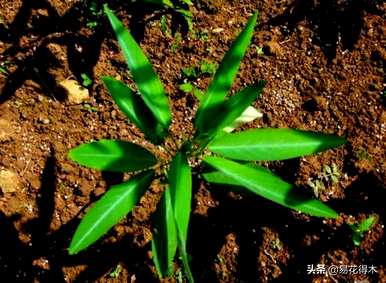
[199,60,217,75]
[350,215,377,246]
[109,264,122,278]
[256,45,264,56]
[81,73,93,87]
[179,82,194,93]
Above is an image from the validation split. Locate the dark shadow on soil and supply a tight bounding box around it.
[0,149,158,282]
[275,170,386,282]
[189,161,385,282]
[0,0,190,104]
[189,182,294,282]
[266,0,385,62]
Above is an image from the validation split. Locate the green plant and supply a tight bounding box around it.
[81,73,93,87]
[181,60,218,79]
[255,45,264,56]
[138,0,193,31]
[67,5,346,282]
[307,163,340,197]
[350,215,377,246]
[199,60,217,75]
[82,103,97,112]
[322,164,340,184]
[86,1,103,30]
[182,66,198,79]
[0,60,10,75]
[171,32,182,53]
[109,263,122,278]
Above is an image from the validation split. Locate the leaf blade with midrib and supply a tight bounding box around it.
[69,171,154,254]
[68,140,157,172]
[104,5,171,130]
[208,129,346,161]
[203,156,338,218]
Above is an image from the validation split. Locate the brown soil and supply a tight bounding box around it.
[0,0,385,282]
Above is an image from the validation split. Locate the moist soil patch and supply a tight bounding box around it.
[0,0,385,282]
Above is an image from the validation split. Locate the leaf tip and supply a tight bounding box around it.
[103,3,110,14]
[68,244,79,255]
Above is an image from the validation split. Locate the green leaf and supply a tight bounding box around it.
[223,106,263,133]
[102,76,165,144]
[350,215,377,246]
[69,171,154,254]
[152,188,178,277]
[199,60,217,75]
[203,156,338,218]
[68,139,157,172]
[193,89,204,101]
[176,226,194,283]
[196,82,265,140]
[209,128,346,161]
[195,12,258,131]
[168,152,192,247]
[179,82,194,93]
[104,5,171,130]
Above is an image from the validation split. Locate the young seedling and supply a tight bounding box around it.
[322,164,340,184]
[350,215,377,246]
[67,5,347,282]
[199,60,217,75]
[81,73,93,87]
[139,0,193,31]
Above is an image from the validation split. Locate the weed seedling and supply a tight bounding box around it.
[182,66,198,79]
[0,60,10,75]
[199,60,217,75]
[139,0,193,31]
[179,82,194,93]
[67,6,347,282]
[255,45,264,56]
[109,263,122,278]
[81,73,93,87]
[322,164,340,184]
[350,215,377,246]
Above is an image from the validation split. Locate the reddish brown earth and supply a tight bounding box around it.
[0,0,385,282]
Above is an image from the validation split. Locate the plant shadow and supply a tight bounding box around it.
[0,0,191,104]
[0,149,158,282]
[266,0,384,62]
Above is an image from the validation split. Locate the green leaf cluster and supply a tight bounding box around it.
[67,6,346,282]
[350,215,377,246]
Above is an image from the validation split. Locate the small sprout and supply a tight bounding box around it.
[82,103,97,112]
[86,1,102,30]
[355,148,372,161]
[81,73,93,87]
[255,46,264,56]
[176,268,184,283]
[182,66,198,79]
[171,33,182,53]
[270,238,283,250]
[109,263,122,278]
[322,164,340,184]
[160,15,169,36]
[0,60,10,75]
[86,21,98,29]
[350,215,377,246]
[200,60,217,75]
[192,30,209,41]
[307,179,325,198]
[179,82,194,93]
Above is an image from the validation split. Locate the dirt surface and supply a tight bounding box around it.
[0,0,385,282]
